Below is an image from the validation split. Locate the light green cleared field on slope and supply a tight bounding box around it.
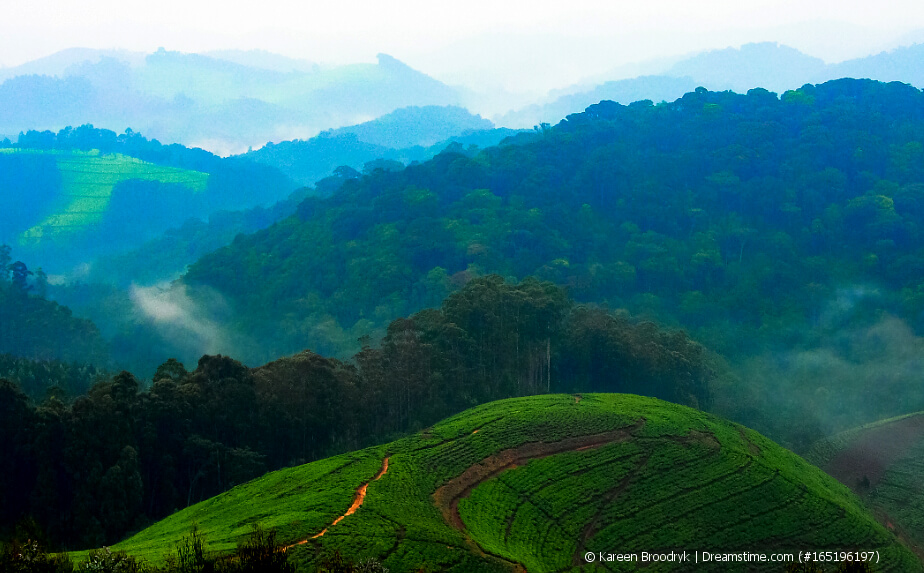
[87,394,922,572]
[0,148,208,241]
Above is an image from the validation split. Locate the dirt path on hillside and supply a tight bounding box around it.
[284,456,389,550]
[433,420,645,532]
[825,415,924,490]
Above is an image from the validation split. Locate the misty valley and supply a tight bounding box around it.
[3,39,924,573]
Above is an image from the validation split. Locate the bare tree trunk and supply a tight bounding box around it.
[546,338,551,393]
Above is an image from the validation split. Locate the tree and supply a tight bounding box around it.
[154,358,188,383]
[98,447,144,541]
[0,379,36,527]
[10,261,31,293]
[34,268,48,298]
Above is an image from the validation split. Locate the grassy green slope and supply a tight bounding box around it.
[99,394,919,572]
[0,148,208,241]
[807,412,924,558]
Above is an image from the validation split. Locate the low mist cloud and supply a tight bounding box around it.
[717,287,924,450]
[130,282,230,359]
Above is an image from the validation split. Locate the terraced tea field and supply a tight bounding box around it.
[807,412,924,560]
[85,394,921,571]
[0,148,208,242]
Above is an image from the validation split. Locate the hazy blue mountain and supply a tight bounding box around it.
[244,105,513,185]
[274,54,460,122]
[245,128,521,186]
[202,49,319,73]
[498,75,699,128]
[498,41,924,130]
[824,43,924,87]
[665,42,827,93]
[0,49,462,153]
[134,48,288,104]
[0,74,99,129]
[329,105,493,148]
[247,134,390,185]
[0,47,144,83]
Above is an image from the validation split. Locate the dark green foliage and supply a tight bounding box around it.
[0,276,711,551]
[0,248,109,366]
[159,525,293,573]
[226,526,294,573]
[0,354,109,401]
[163,527,216,573]
[0,539,74,573]
[181,80,924,445]
[0,379,36,529]
[82,548,146,573]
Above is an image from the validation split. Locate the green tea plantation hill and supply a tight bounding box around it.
[1,127,293,273]
[80,394,920,572]
[807,412,924,560]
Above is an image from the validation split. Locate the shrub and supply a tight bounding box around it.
[0,539,74,573]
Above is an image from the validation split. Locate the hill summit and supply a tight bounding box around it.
[98,394,919,572]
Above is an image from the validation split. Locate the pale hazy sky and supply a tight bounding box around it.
[3,0,924,93]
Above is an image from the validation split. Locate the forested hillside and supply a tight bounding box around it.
[183,79,924,447]
[0,276,711,549]
[0,245,109,366]
[245,108,518,186]
[0,354,108,402]
[1,126,294,274]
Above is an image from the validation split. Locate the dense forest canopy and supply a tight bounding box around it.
[177,79,924,445]
[0,276,710,550]
[191,79,924,352]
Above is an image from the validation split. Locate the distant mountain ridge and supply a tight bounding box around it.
[328,104,493,149]
[11,42,924,151]
[500,41,924,128]
[0,49,462,154]
[827,43,924,87]
[0,47,146,83]
[244,105,517,185]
